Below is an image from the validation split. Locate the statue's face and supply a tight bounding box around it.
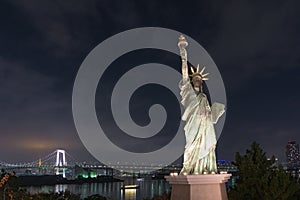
[192,75,202,88]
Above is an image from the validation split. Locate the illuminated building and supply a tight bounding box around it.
[286,141,300,168]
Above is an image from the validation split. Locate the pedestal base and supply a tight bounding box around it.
[165,174,232,200]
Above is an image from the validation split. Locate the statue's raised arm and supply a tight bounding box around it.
[178,35,189,80]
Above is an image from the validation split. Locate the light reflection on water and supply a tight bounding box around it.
[121,188,136,200]
[25,179,171,200]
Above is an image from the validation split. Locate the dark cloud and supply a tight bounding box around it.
[210,0,300,89]
[0,57,88,162]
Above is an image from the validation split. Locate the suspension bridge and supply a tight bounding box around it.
[0,149,76,168]
[0,149,81,178]
[0,149,236,179]
[0,149,185,178]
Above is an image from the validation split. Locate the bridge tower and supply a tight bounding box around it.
[55,149,67,166]
[55,149,67,178]
[38,158,42,167]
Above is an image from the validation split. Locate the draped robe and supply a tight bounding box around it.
[179,78,225,175]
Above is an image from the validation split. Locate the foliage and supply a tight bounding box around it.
[228,142,300,200]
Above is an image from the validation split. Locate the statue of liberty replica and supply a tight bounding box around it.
[178,35,225,175]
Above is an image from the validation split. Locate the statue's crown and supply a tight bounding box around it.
[190,64,209,81]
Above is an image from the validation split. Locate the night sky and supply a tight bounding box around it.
[1,0,300,164]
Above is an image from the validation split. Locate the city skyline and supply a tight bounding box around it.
[1,1,300,164]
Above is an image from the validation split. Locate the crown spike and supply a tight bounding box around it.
[200,66,206,75]
[196,64,200,73]
[202,78,209,81]
[202,73,209,77]
[190,66,195,73]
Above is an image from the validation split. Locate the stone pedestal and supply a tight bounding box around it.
[165,174,232,200]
